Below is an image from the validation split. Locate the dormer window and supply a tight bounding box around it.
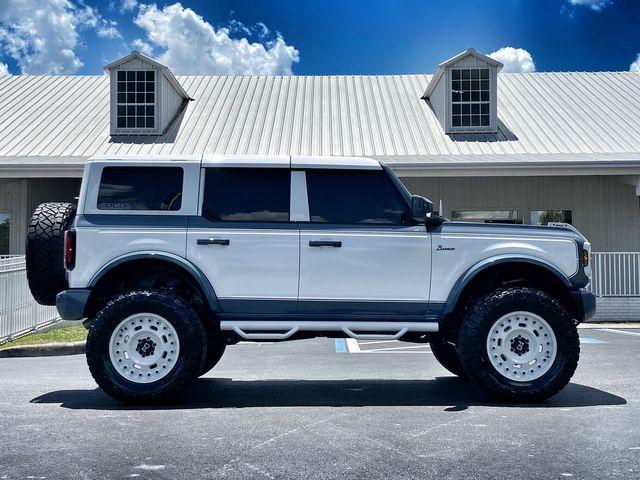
[116,70,156,130]
[451,68,490,128]
[105,51,191,136]
[423,48,503,135]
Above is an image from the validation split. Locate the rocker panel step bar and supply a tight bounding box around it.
[220,321,439,341]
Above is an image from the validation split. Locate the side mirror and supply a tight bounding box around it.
[410,195,444,225]
[410,195,432,223]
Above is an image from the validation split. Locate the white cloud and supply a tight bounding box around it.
[489,47,536,73]
[567,0,611,12]
[0,0,121,74]
[631,54,640,72]
[97,20,121,39]
[121,0,138,12]
[0,62,9,75]
[133,3,300,75]
[132,38,153,55]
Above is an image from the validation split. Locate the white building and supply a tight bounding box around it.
[0,48,639,319]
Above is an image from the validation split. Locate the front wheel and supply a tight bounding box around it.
[86,290,207,404]
[457,287,580,403]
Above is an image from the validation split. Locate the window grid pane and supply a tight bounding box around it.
[116,70,155,130]
[451,68,490,128]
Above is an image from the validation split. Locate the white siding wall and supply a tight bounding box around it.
[428,74,446,131]
[159,73,184,133]
[0,178,80,254]
[402,175,640,252]
[0,179,28,254]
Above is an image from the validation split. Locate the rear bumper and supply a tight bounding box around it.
[572,290,596,323]
[56,289,91,321]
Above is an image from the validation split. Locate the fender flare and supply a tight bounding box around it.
[442,254,573,317]
[88,251,221,313]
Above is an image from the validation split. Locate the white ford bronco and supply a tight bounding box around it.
[26,155,595,404]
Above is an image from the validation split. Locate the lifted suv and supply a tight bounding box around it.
[26,155,595,404]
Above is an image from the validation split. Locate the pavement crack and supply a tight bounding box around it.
[213,413,349,477]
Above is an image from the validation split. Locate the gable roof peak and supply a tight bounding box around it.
[103,50,190,100]
[424,48,503,99]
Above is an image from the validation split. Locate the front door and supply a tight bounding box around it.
[187,166,299,314]
[297,168,431,317]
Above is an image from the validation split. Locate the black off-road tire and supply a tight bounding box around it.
[429,338,467,378]
[26,202,76,305]
[86,290,207,405]
[199,326,227,377]
[458,287,580,403]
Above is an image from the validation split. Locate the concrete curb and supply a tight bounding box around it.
[0,341,86,358]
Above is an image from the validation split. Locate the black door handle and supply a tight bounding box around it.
[309,240,342,248]
[197,238,230,246]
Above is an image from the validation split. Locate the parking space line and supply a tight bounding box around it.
[579,337,608,344]
[597,328,640,337]
[357,340,403,345]
[337,335,612,354]
[364,345,430,352]
[346,338,361,353]
[334,339,347,353]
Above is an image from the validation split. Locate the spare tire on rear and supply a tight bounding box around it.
[26,202,76,306]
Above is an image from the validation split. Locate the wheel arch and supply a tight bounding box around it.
[442,255,578,334]
[86,252,221,316]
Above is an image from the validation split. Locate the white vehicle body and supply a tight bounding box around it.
[60,154,595,341]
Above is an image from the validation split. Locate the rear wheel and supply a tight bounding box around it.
[458,287,579,403]
[26,202,76,305]
[429,338,466,377]
[86,290,206,404]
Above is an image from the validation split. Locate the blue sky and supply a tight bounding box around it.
[0,0,639,76]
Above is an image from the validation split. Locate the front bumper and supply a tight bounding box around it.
[571,290,596,323]
[56,289,91,321]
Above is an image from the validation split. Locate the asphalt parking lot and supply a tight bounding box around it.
[0,327,639,480]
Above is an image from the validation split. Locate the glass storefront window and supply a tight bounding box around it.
[530,210,572,225]
[0,213,9,254]
[451,210,521,224]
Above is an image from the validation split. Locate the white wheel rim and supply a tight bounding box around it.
[109,313,180,384]
[486,311,557,382]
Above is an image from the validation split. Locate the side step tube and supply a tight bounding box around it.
[220,321,439,341]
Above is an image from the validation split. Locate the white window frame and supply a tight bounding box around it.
[445,64,498,134]
[110,68,160,136]
[450,67,491,130]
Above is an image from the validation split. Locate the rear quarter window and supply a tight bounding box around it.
[97,166,184,211]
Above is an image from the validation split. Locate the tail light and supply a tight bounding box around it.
[64,229,76,271]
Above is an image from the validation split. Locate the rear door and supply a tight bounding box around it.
[187,165,300,314]
[297,167,431,317]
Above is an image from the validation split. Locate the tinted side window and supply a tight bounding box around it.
[97,167,183,211]
[202,168,290,222]
[306,170,408,224]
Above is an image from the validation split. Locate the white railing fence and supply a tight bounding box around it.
[0,255,60,344]
[0,252,638,343]
[587,252,640,297]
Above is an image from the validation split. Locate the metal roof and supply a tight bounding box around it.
[0,71,639,173]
